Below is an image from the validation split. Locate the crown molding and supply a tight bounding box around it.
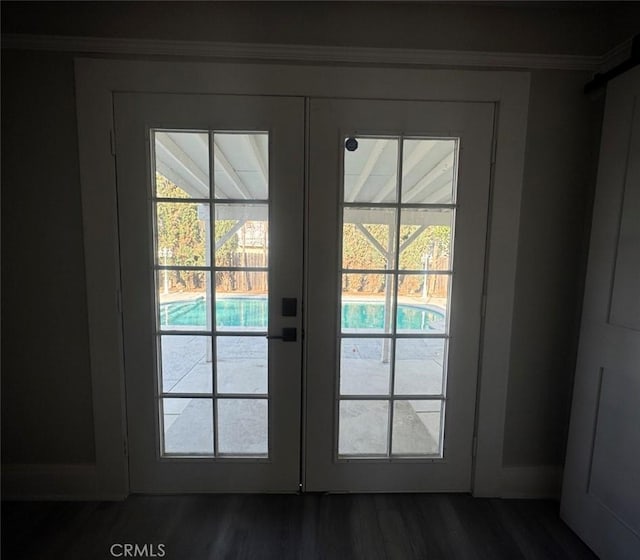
[1,33,605,71]
[599,37,635,74]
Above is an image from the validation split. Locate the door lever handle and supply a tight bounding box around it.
[266,328,297,342]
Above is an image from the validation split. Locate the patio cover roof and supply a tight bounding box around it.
[155,131,455,226]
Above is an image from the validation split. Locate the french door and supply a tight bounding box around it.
[114,94,305,492]
[114,93,493,493]
[305,99,494,491]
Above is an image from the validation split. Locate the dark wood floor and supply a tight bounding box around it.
[2,494,596,560]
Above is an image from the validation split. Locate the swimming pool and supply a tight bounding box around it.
[160,297,444,331]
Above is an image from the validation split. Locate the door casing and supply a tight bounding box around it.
[75,58,530,498]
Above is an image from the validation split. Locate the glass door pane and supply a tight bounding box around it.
[153,131,270,458]
[338,136,456,458]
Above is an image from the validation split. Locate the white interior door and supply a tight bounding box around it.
[561,67,640,559]
[305,99,494,492]
[114,93,304,492]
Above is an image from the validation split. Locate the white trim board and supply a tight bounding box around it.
[1,32,612,71]
[72,58,529,499]
[1,464,126,501]
[0,464,560,500]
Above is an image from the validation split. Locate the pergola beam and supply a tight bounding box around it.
[244,134,269,189]
[402,151,454,203]
[194,134,233,199]
[355,224,390,261]
[155,134,210,197]
[214,219,247,251]
[418,173,454,204]
[213,140,253,199]
[399,225,427,253]
[373,140,437,203]
[347,139,388,202]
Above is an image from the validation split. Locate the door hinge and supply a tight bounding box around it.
[472,435,478,458]
[123,437,128,457]
[109,129,116,156]
[116,288,123,314]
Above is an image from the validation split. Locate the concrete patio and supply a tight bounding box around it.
[161,332,444,457]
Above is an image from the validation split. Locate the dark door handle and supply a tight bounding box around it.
[266,328,297,342]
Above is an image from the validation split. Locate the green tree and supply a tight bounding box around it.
[215,219,240,291]
[155,174,206,290]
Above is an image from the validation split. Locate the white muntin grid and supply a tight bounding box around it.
[336,134,459,460]
[150,129,271,459]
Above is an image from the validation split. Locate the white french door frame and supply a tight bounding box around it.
[75,57,529,498]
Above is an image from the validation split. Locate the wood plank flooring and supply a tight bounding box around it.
[2,494,596,560]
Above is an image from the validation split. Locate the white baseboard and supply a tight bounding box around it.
[1,464,126,501]
[2,462,562,500]
[501,465,563,499]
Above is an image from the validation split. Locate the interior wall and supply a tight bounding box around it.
[1,50,96,464]
[503,69,604,467]
[0,48,603,472]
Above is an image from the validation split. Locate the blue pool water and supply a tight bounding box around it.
[160,297,444,331]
